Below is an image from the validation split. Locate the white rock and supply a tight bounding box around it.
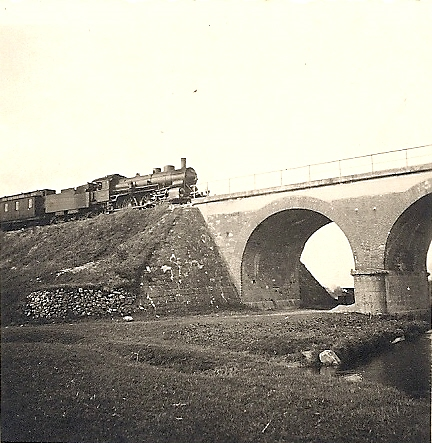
[319,350,341,366]
[391,336,405,344]
[123,315,134,322]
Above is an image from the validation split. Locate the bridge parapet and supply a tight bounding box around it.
[196,162,432,205]
[201,145,432,197]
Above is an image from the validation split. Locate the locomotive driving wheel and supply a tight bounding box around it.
[139,193,155,208]
[117,196,139,209]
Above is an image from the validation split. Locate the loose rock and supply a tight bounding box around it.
[391,336,405,344]
[319,349,342,366]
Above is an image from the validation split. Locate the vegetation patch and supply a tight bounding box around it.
[1,328,84,345]
[162,312,430,367]
[110,342,218,373]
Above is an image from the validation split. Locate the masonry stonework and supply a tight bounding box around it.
[195,165,432,315]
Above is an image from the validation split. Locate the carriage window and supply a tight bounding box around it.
[4,203,8,212]
[28,198,33,209]
[15,201,19,211]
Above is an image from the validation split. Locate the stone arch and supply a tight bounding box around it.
[394,178,432,217]
[384,193,432,274]
[382,190,432,314]
[236,196,355,308]
[196,169,432,314]
[234,195,354,261]
[383,179,432,275]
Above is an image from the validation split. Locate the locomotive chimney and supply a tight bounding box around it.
[181,158,186,170]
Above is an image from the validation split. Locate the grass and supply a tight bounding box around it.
[2,311,430,443]
[159,311,430,367]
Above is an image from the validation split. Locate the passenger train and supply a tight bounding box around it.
[0,158,198,230]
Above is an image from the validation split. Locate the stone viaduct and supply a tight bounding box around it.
[193,163,432,315]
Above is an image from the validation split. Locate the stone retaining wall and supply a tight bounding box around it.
[24,281,238,320]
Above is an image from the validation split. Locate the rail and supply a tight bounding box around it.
[201,144,432,196]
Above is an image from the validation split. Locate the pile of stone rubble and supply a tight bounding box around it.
[24,287,136,320]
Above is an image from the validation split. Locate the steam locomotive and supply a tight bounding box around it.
[0,158,198,230]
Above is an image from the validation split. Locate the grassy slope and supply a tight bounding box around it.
[2,312,430,443]
[1,206,240,323]
[1,207,168,320]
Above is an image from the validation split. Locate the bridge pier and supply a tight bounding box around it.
[385,271,431,315]
[352,269,431,315]
[351,270,389,314]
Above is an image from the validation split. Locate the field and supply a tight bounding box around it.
[2,310,430,443]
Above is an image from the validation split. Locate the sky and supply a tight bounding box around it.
[1,0,431,287]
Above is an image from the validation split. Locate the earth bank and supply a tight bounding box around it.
[1,206,241,324]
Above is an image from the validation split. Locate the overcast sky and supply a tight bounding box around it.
[1,0,431,287]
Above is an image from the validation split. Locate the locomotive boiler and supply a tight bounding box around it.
[110,157,198,209]
[0,158,198,230]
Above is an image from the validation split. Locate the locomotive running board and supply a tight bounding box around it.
[110,203,157,212]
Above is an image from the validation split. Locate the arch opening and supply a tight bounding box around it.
[241,209,353,310]
[301,222,355,303]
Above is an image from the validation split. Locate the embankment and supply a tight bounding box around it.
[0,205,241,323]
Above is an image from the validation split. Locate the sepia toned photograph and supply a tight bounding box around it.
[1,1,431,442]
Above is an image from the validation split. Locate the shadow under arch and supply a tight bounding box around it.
[384,192,432,314]
[385,193,432,273]
[238,196,355,309]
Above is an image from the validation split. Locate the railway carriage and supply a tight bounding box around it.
[0,189,55,230]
